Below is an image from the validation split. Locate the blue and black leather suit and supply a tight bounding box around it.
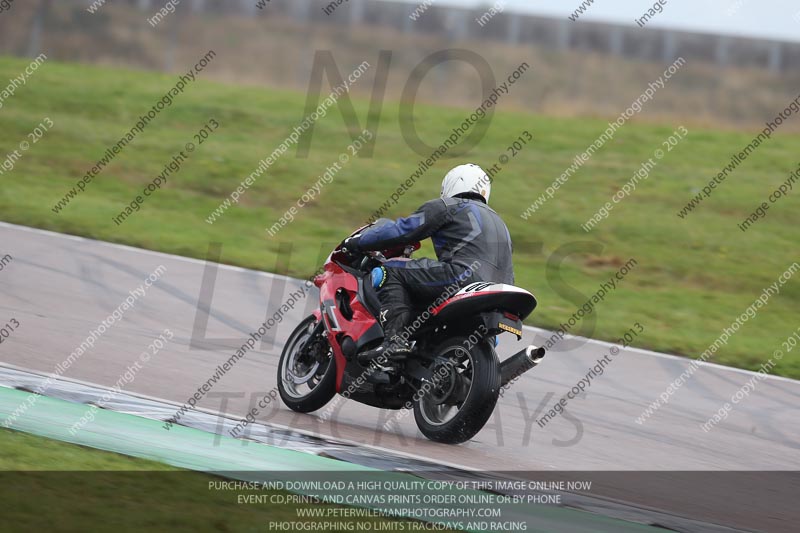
[355,194,515,340]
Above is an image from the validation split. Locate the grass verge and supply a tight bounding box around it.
[0,428,452,532]
[0,56,797,378]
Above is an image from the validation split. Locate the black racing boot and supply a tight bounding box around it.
[358,310,412,365]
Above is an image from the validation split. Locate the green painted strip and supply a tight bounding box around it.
[1,385,363,472]
[0,386,658,532]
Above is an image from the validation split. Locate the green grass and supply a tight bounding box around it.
[0,56,798,378]
[0,428,450,532]
[0,427,177,471]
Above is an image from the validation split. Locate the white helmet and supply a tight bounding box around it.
[440,163,491,204]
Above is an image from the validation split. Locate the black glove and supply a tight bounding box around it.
[341,236,361,253]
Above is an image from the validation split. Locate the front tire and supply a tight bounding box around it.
[413,336,500,444]
[277,316,336,413]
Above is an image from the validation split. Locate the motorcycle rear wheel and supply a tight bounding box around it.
[277,316,336,413]
[413,336,500,444]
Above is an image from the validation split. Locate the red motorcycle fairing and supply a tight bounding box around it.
[314,260,379,392]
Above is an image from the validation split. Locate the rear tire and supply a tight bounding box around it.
[413,336,500,444]
[277,316,336,413]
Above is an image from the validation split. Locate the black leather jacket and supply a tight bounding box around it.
[359,196,515,284]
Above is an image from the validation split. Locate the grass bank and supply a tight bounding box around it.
[0,56,797,378]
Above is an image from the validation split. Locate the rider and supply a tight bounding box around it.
[344,163,515,363]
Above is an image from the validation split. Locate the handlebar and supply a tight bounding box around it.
[337,242,421,272]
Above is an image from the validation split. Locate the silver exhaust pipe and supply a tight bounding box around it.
[500,345,546,388]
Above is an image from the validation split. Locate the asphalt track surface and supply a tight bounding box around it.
[2,222,799,530]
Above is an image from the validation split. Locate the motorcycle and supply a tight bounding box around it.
[277,223,546,444]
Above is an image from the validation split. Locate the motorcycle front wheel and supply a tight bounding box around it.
[413,336,500,444]
[277,315,336,413]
